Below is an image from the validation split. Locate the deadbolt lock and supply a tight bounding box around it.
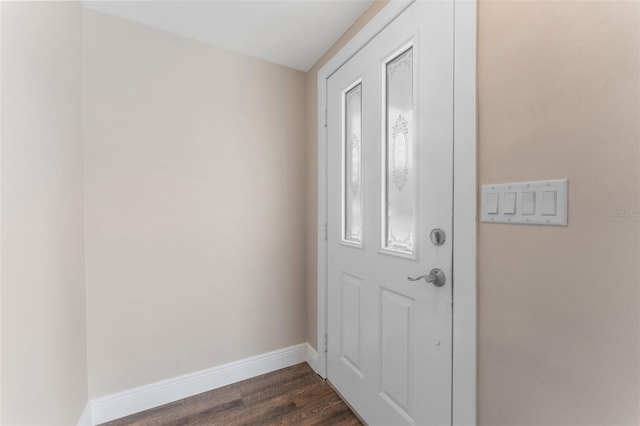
[430,228,445,246]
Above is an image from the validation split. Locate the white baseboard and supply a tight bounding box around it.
[77,402,92,426]
[90,343,308,425]
[305,343,318,374]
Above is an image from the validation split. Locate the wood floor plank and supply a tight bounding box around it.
[100,363,362,426]
[203,379,323,425]
[236,364,311,398]
[103,381,247,426]
[240,369,321,405]
[269,386,350,425]
[314,408,364,426]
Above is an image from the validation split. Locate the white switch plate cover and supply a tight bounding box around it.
[481,179,568,226]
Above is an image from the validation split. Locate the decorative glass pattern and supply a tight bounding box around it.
[344,83,363,244]
[384,48,414,253]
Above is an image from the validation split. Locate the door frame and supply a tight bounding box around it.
[316,0,477,424]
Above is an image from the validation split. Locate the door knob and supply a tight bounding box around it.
[407,268,446,287]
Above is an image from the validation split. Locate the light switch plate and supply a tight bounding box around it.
[481,179,568,226]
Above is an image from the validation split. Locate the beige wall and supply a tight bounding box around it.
[83,10,306,398]
[478,1,640,424]
[305,0,640,424]
[304,0,389,351]
[0,2,88,425]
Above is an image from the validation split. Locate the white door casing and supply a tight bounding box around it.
[327,1,452,424]
[316,1,477,425]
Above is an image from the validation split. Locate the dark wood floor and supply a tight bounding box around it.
[100,363,362,425]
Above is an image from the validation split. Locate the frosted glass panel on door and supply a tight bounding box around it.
[344,83,363,244]
[384,48,414,253]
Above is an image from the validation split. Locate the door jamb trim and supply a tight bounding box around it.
[315,1,477,424]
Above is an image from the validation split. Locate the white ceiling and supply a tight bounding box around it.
[82,0,374,72]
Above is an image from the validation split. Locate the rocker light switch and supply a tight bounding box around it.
[503,192,516,215]
[541,190,557,216]
[522,192,536,215]
[486,193,499,214]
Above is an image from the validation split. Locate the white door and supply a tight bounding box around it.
[327,2,454,425]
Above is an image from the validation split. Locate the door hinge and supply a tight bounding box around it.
[324,221,328,241]
[324,334,328,354]
[324,108,328,128]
